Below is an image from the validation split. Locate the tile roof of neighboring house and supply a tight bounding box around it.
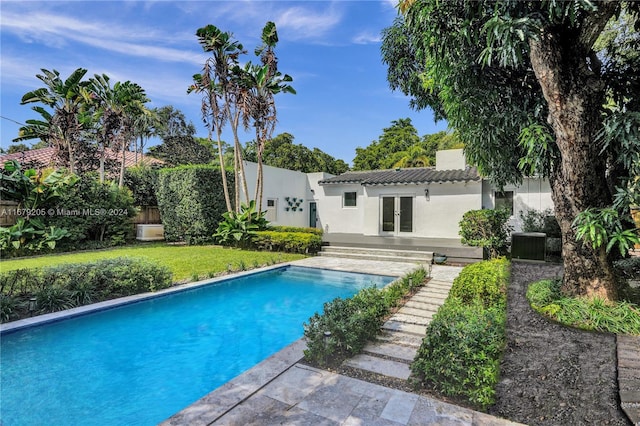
[318,166,480,186]
[0,147,164,169]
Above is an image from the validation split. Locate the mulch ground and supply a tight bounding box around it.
[488,261,631,425]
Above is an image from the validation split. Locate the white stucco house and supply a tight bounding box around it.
[246,149,554,241]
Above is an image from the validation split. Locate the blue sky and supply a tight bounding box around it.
[0,0,447,165]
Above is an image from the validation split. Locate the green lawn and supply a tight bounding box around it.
[0,243,307,282]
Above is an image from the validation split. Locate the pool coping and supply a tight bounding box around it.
[0,263,292,334]
[159,337,308,425]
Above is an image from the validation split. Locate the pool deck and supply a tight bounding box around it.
[161,257,520,426]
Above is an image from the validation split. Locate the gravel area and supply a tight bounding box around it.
[488,261,631,425]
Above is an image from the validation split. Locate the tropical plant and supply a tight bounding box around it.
[213,200,269,248]
[16,68,93,174]
[191,24,247,213]
[237,21,296,213]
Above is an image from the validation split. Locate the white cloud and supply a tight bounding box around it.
[1,10,203,65]
[275,5,343,40]
[352,31,381,45]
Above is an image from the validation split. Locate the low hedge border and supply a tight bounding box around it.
[267,225,323,236]
[303,267,428,367]
[411,258,510,410]
[0,257,172,323]
[253,231,322,254]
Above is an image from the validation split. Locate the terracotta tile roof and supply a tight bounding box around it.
[0,147,163,169]
[318,166,480,186]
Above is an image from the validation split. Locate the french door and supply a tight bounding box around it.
[381,196,413,235]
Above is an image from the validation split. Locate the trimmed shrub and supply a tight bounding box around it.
[303,268,427,366]
[449,257,510,308]
[411,259,509,410]
[253,231,322,254]
[268,225,323,236]
[411,299,505,409]
[459,209,512,258]
[0,257,172,322]
[156,165,234,244]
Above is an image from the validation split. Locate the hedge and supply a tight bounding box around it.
[411,258,510,410]
[156,165,234,244]
[253,231,322,254]
[0,257,172,323]
[267,225,323,236]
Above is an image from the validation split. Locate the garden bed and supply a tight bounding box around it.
[488,261,631,425]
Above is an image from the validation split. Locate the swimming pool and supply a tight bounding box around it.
[0,265,394,425]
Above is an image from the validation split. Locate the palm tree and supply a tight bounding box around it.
[89,74,150,186]
[19,68,92,174]
[237,22,295,213]
[191,24,246,212]
[393,145,432,168]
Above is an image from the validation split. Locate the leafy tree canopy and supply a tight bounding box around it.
[147,135,214,166]
[244,133,349,175]
[382,0,640,300]
[353,118,463,170]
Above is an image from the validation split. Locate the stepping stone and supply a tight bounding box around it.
[343,354,411,380]
[363,341,417,362]
[420,287,450,295]
[405,301,442,311]
[382,321,427,336]
[396,307,435,319]
[389,313,432,326]
[377,331,424,348]
[412,294,447,304]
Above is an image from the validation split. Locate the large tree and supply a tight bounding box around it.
[244,132,349,175]
[353,118,420,170]
[383,1,640,300]
[17,68,94,174]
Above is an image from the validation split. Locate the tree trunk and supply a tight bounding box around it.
[529,27,618,300]
[214,129,233,212]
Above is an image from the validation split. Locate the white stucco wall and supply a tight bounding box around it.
[481,177,554,232]
[243,162,312,227]
[316,181,483,239]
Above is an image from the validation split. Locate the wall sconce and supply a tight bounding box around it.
[424,188,430,200]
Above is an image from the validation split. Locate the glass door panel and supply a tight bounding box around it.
[399,196,413,232]
[382,197,395,232]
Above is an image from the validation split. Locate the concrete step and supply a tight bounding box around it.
[319,251,430,264]
[388,313,432,326]
[377,330,424,348]
[321,245,433,258]
[411,294,448,304]
[404,300,443,311]
[363,341,418,362]
[343,354,411,380]
[396,307,436,319]
[320,246,433,263]
[424,282,453,291]
[418,286,450,295]
[382,321,427,336]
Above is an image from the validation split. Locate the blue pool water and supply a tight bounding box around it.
[0,266,394,426]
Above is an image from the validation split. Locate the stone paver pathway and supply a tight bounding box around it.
[344,267,459,381]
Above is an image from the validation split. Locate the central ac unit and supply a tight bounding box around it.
[511,232,546,262]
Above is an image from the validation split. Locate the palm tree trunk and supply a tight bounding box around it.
[214,128,233,212]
